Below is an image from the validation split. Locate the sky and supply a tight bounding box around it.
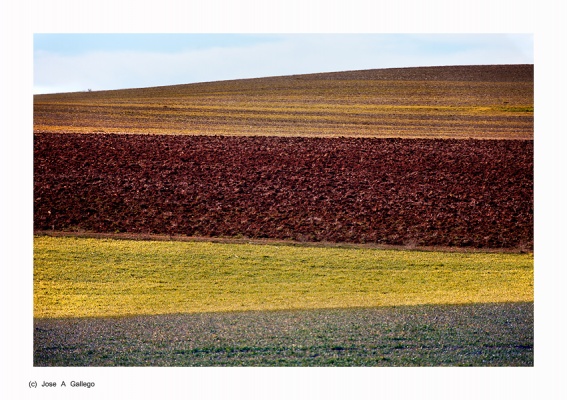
[33,33,534,94]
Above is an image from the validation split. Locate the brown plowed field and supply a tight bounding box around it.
[34,133,533,249]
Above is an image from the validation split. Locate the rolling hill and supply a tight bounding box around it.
[34,64,533,139]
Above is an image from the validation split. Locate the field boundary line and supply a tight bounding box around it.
[33,230,532,254]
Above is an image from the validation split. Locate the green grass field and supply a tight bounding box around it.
[34,235,533,366]
[34,302,534,366]
[34,236,533,319]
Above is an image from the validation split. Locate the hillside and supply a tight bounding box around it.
[34,65,533,139]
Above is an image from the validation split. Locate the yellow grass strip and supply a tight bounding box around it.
[34,236,533,318]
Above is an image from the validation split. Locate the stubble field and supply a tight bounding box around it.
[33,65,533,139]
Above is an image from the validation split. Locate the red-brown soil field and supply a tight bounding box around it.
[34,133,533,249]
[33,65,533,250]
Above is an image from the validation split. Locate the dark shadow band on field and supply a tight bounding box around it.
[34,230,532,254]
[34,302,533,367]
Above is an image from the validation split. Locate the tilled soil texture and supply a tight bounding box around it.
[34,133,533,249]
[33,65,533,139]
[34,302,534,366]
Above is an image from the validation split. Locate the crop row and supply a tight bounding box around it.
[33,65,533,139]
[34,133,533,249]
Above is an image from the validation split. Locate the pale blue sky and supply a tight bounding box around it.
[34,33,533,94]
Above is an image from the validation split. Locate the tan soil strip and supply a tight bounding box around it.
[34,230,531,254]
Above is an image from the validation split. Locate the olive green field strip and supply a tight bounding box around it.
[34,236,534,319]
[33,65,533,139]
[34,302,533,366]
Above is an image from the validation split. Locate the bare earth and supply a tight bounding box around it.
[34,134,533,250]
